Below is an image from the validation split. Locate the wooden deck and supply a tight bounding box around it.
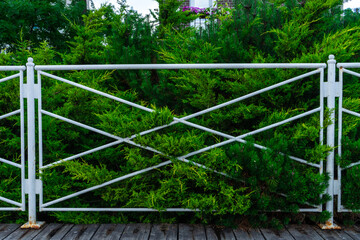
[0,223,359,240]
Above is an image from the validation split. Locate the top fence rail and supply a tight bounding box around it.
[35,63,327,71]
[337,63,360,68]
[0,66,26,71]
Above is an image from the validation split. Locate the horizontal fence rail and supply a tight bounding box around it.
[35,63,327,71]
[0,56,352,229]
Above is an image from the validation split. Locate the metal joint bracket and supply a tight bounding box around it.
[23,84,40,99]
[333,180,340,196]
[24,179,42,195]
[323,82,341,98]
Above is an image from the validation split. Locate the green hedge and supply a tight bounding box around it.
[0,0,360,227]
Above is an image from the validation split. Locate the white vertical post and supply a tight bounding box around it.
[27,58,36,225]
[21,58,44,229]
[321,55,340,229]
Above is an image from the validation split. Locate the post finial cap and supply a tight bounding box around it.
[26,57,34,67]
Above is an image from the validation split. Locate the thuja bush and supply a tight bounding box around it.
[1,0,360,227]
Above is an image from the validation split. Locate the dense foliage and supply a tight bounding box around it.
[1,0,360,227]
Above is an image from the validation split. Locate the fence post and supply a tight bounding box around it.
[21,58,44,229]
[321,55,340,229]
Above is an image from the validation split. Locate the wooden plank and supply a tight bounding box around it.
[312,225,354,240]
[260,227,295,240]
[217,228,236,240]
[61,224,100,240]
[178,224,206,240]
[233,228,265,240]
[343,225,360,240]
[149,224,178,240]
[3,226,44,240]
[120,223,151,240]
[31,223,72,240]
[286,225,323,240]
[0,224,20,239]
[91,224,126,240]
[47,224,74,240]
[205,225,218,240]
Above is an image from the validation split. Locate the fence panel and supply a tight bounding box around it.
[0,57,347,229]
[0,66,26,212]
[336,62,360,214]
[33,61,326,218]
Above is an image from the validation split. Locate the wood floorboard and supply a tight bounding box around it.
[233,228,265,240]
[178,224,206,240]
[3,226,43,240]
[205,225,219,240]
[217,228,236,240]
[260,227,295,240]
[149,224,178,240]
[343,225,360,240]
[91,224,126,240]
[47,224,74,240]
[61,224,100,240]
[32,223,64,240]
[120,223,151,240]
[312,225,355,240]
[286,224,324,240]
[0,224,20,239]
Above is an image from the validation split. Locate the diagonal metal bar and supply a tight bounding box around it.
[342,161,360,170]
[40,71,153,113]
[41,140,124,169]
[237,107,321,139]
[41,69,319,125]
[41,160,173,208]
[126,117,320,168]
[178,157,232,178]
[181,69,321,121]
[0,196,22,207]
[41,110,122,140]
[0,109,20,121]
[342,108,360,118]
[235,139,320,168]
[0,157,21,168]
[342,68,360,78]
[124,139,232,176]
[122,69,322,141]
[182,108,321,159]
[276,192,319,208]
[42,136,232,207]
[0,73,21,84]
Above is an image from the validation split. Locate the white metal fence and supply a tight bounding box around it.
[336,62,360,213]
[0,66,25,212]
[0,55,355,229]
